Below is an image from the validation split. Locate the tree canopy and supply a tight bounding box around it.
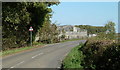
[76,25,106,34]
[2,2,59,50]
[76,21,116,35]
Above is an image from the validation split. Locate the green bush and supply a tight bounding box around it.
[79,40,120,70]
[94,43,120,70]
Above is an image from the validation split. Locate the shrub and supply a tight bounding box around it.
[79,40,120,70]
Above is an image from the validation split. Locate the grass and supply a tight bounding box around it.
[33,42,45,45]
[1,42,45,57]
[1,39,86,57]
[61,38,87,43]
[62,34,119,69]
[62,43,84,68]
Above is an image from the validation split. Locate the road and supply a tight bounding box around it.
[2,40,86,69]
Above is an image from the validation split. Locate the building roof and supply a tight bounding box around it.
[57,25,87,32]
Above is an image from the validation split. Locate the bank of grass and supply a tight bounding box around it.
[1,42,45,57]
[62,43,84,68]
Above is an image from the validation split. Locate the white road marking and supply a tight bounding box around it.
[18,61,24,65]
[10,53,43,69]
[32,55,38,58]
[39,53,43,55]
[10,66,14,68]
[10,61,24,68]
[32,53,43,59]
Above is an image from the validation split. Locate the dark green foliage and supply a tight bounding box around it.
[76,21,116,36]
[94,43,120,70]
[76,21,116,40]
[96,32,116,40]
[105,21,115,33]
[2,2,59,50]
[60,35,66,41]
[62,40,120,70]
[38,23,59,44]
[79,40,120,70]
[76,25,106,34]
[118,33,120,42]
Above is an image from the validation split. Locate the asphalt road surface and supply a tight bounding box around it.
[2,40,86,69]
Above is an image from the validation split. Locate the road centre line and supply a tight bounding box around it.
[32,53,43,59]
[9,53,43,69]
[10,61,24,68]
[38,53,43,55]
[57,67,60,68]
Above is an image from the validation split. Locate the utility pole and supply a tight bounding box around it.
[29,26,33,46]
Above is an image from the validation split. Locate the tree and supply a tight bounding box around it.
[38,22,59,44]
[2,2,59,50]
[105,21,115,33]
[104,21,116,39]
[76,25,106,35]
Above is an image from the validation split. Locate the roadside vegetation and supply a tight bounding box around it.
[62,43,84,68]
[62,21,120,70]
[1,46,35,57]
[76,21,115,36]
[2,2,120,69]
[62,39,120,70]
[1,42,45,57]
[2,2,62,57]
[79,40,120,70]
[1,38,86,57]
[2,2,60,51]
[61,38,87,43]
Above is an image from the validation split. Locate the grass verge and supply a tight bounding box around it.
[0,42,45,57]
[62,43,84,68]
[1,39,85,57]
[61,38,87,43]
